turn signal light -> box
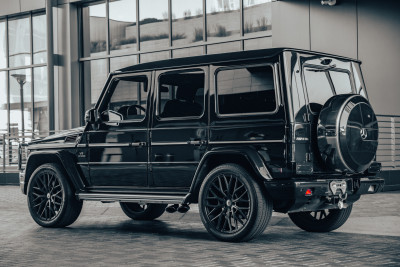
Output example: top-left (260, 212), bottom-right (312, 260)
top-left (305, 189), bottom-right (313, 196)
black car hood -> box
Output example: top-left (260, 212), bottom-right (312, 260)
top-left (29, 126), bottom-right (85, 146)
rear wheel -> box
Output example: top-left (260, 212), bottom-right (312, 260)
top-left (27, 163), bottom-right (83, 227)
top-left (288, 204), bottom-right (353, 232)
top-left (120, 203), bottom-right (167, 220)
top-left (199, 164), bottom-right (272, 242)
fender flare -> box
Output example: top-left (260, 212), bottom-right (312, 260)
top-left (23, 150), bottom-right (86, 194)
top-left (188, 147), bottom-right (273, 197)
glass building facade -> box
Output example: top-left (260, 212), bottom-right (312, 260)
top-left (80, 0), bottom-right (273, 113)
top-left (0, 13), bottom-right (48, 137)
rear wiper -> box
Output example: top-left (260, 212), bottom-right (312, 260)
top-left (309, 64), bottom-right (336, 72)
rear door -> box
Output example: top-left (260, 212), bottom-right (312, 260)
top-left (150, 67), bottom-right (208, 188)
top-left (209, 63), bottom-right (286, 170)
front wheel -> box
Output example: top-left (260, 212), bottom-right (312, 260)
top-left (27, 163), bottom-right (83, 227)
top-left (120, 203), bottom-right (167, 220)
top-left (288, 205), bottom-right (353, 232)
top-left (199, 164), bottom-right (273, 242)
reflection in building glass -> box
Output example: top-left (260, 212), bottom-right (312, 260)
top-left (139, 0), bottom-right (169, 50)
top-left (206, 0), bottom-right (240, 41)
top-left (0, 72), bottom-right (7, 130)
top-left (243, 0), bottom-right (272, 36)
top-left (109, 0), bottom-right (137, 54)
top-left (0, 22), bottom-right (6, 69)
top-left (33, 15), bottom-right (47, 64)
top-left (10, 69), bottom-right (32, 135)
top-left (34, 67), bottom-right (48, 134)
top-left (8, 18), bottom-right (31, 67)
top-left (172, 0), bottom-right (203, 45)
top-left (82, 3), bottom-right (107, 57)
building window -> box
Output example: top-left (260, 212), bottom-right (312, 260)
top-left (243, 0), bottom-right (272, 36)
top-left (0, 13), bottom-right (49, 137)
top-left (172, 0), bottom-right (204, 46)
top-left (206, 0), bottom-right (240, 42)
top-left (80, 0), bottom-right (274, 116)
top-left (139, 0), bottom-right (169, 51)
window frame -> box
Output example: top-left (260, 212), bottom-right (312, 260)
top-left (214, 63), bottom-right (279, 118)
top-left (155, 67), bottom-right (207, 121)
top-left (97, 72), bottom-right (151, 123)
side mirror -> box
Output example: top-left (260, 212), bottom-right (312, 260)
top-left (85, 108), bottom-right (98, 124)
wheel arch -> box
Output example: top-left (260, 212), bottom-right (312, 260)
top-left (22, 150), bottom-right (86, 194)
top-left (187, 148), bottom-right (273, 203)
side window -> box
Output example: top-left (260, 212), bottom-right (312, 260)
top-left (105, 75), bottom-right (148, 121)
top-left (216, 65), bottom-right (276, 115)
top-left (158, 70), bottom-right (205, 119)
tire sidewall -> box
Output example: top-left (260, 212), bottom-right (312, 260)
top-left (199, 164), bottom-right (261, 242)
top-left (27, 163), bottom-right (71, 227)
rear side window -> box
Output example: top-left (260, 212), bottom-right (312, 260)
top-left (216, 65), bottom-right (276, 115)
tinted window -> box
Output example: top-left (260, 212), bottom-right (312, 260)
top-left (329, 71), bottom-right (352, 95)
top-left (106, 76), bottom-right (148, 121)
top-left (158, 70), bottom-right (205, 118)
top-left (304, 70), bottom-right (333, 111)
top-left (216, 65), bottom-right (276, 115)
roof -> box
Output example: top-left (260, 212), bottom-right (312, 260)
top-left (115, 47), bottom-right (360, 74)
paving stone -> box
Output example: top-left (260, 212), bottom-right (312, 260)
top-left (0, 186), bottom-right (399, 266)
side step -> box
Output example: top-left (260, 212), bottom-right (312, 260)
top-left (77, 193), bottom-right (187, 205)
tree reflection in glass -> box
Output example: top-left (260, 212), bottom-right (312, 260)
top-left (82, 3), bottom-right (107, 57)
top-left (206, 0), bottom-right (240, 41)
top-left (109, 0), bottom-right (137, 55)
top-left (172, 0), bottom-right (203, 46)
top-left (243, 0), bottom-right (272, 36)
top-left (139, 0), bottom-right (169, 51)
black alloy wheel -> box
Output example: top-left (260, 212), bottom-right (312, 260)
top-left (199, 164), bottom-right (272, 242)
top-left (288, 204), bottom-right (353, 232)
top-left (120, 203), bottom-right (167, 220)
top-left (27, 163), bottom-right (83, 227)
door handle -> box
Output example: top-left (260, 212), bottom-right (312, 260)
top-left (131, 141), bottom-right (146, 147)
top-left (187, 140), bottom-right (207, 146)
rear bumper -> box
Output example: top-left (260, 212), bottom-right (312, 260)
top-left (264, 176), bottom-right (384, 213)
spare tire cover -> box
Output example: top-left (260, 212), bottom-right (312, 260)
top-left (317, 94), bottom-right (379, 173)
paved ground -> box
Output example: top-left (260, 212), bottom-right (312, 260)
top-left (0, 186), bottom-right (399, 266)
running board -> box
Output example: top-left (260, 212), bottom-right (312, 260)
top-left (77, 193), bottom-right (187, 205)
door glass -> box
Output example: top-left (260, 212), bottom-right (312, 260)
top-left (304, 70), bottom-right (333, 113)
top-left (157, 70), bottom-right (205, 119)
top-left (329, 71), bottom-right (352, 95)
top-left (216, 65), bottom-right (276, 115)
top-left (103, 76), bottom-right (148, 121)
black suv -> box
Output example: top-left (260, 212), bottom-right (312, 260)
top-left (20, 48), bottom-right (384, 242)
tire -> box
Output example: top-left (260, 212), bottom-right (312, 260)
top-left (198, 164), bottom-right (272, 242)
top-left (317, 95), bottom-right (378, 173)
top-left (27, 163), bottom-right (83, 227)
top-left (120, 203), bottom-right (167, 220)
top-left (288, 204), bottom-right (353, 232)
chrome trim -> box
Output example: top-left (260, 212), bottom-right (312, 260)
top-left (151, 142), bottom-right (189, 146)
top-left (89, 143), bottom-right (131, 148)
top-left (77, 144), bottom-right (87, 148)
top-left (77, 193), bottom-right (186, 204)
top-left (28, 144), bottom-right (76, 150)
top-left (208, 139), bottom-right (284, 145)
top-left (87, 162), bottom-right (147, 165)
top-left (152, 161), bottom-right (198, 164)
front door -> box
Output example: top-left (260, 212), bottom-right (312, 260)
top-left (88, 73), bottom-right (151, 187)
top-left (150, 68), bottom-right (208, 189)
